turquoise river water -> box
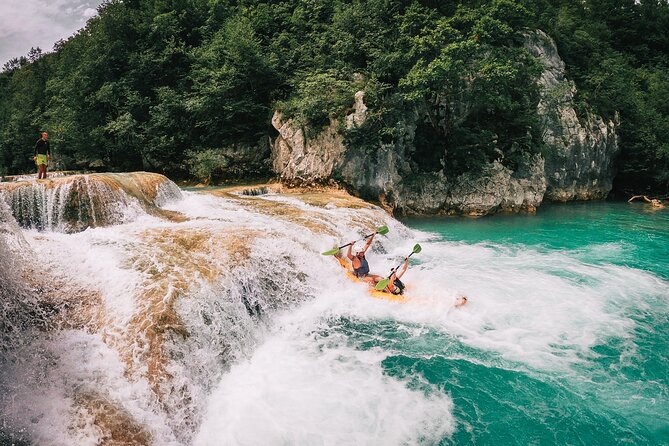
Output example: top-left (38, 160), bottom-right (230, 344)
top-left (395, 201), bottom-right (669, 445)
top-left (329, 201), bottom-right (668, 445)
top-left (5, 185), bottom-right (668, 445)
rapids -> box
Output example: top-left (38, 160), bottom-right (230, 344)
top-left (0, 173), bottom-right (667, 445)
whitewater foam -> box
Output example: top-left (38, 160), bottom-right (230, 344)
top-left (4, 184), bottom-right (668, 444)
top-left (0, 330), bottom-right (180, 446)
top-left (194, 292), bottom-right (456, 446)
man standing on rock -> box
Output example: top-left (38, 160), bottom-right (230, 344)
top-left (34, 131), bottom-right (51, 179)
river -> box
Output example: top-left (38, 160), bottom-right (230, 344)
top-left (1, 177), bottom-right (667, 445)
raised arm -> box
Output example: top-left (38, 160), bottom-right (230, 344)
top-left (361, 233), bottom-right (375, 254)
top-left (628, 195), bottom-right (652, 203)
top-left (395, 258), bottom-right (409, 280)
top-left (346, 241), bottom-right (355, 260)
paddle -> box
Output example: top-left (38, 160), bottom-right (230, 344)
top-left (321, 226), bottom-right (389, 255)
top-left (375, 244), bottom-right (422, 291)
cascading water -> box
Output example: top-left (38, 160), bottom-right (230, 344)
top-left (0, 172), bottom-right (182, 232)
top-left (0, 174), bottom-right (667, 445)
top-left (0, 200), bottom-right (53, 445)
top-left (0, 200), bottom-right (35, 352)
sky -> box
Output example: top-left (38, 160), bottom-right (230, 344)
top-left (0, 0), bottom-right (105, 67)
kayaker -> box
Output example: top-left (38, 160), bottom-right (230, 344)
top-left (346, 234), bottom-right (382, 284)
top-left (384, 257), bottom-right (409, 295)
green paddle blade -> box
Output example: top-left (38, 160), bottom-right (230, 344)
top-left (321, 247), bottom-right (341, 256)
top-left (375, 278), bottom-right (390, 291)
top-left (413, 243), bottom-right (422, 253)
top-left (376, 225), bottom-right (389, 235)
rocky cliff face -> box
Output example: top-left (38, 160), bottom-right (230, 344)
top-left (525, 30), bottom-right (619, 202)
top-left (271, 112), bottom-right (347, 185)
top-left (398, 157), bottom-right (547, 215)
top-left (271, 31), bottom-right (619, 215)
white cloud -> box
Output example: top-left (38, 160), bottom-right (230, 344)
top-left (82, 7), bottom-right (97, 18)
top-left (0, 0), bottom-right (105, 67)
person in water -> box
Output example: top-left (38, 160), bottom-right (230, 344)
top-left (628, 195), bottom-right (665, 208)
top-left (454, 296), bottom-right (468, 307)
top-left (34, 131), bottom-right (51, 179)
top-left (384, 257), bottom-right (409, 295)
top-left (347, 233), bottom-right (382, 284)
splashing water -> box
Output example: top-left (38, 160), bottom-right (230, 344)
top-left (1, 178), bottom-right (667, 445)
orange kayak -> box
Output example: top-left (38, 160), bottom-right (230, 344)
top-left (335, 256), bottom-right (407, 303)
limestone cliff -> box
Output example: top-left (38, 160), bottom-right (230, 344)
top-left (525, 30), bottom-right (619, 202)
top-left (271, 111), bottom-right (346, 185)
top-left (271, 31), bottom-right (619, 215)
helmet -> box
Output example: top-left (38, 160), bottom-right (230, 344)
top-left (353, 245), bottom-right (364, 255)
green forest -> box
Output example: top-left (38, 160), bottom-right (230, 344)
top-left (0, 0), bottom-right (667, 193)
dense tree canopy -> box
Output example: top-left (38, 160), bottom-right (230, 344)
top-left (0, 0), bottom-right (667, 192)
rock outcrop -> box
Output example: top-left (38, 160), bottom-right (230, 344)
top-left (525, 30), bottom-right (619, 201)
top-left (271, 112), bottom-right (347, 185)
top-left (271, 31), bottom-right (619, 215)
top-left (400, 156), bottom-right (546, 215)
top-left (272, 97), bottom-right (547, 216)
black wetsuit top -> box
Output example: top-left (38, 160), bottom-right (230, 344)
top-left (35, 139), bottom-right (50, 156)
top-left (354, 255), bottom-right (370, 277)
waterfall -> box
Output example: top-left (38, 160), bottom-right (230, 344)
top-left (0, 200), bottom-right (53, 445)
top-left (3, 178), bottom-right (666, 444)
top-left (1, 181), bottom-right (439, 445)
top-left (0, 172), bottom-right (183, 232)
top-left (0, 200), bottom-right (34, 353)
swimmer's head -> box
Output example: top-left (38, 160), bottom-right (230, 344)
top-left (454, 296), bottom-right (468, 307)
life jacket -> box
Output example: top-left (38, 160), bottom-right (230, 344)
top-left (391, 277), bottom-right (405, 295)
top-left (353, 255), bottom-right (370, 277)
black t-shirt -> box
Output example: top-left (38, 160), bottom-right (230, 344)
top-left (35, 139), bottom-right (50, 155)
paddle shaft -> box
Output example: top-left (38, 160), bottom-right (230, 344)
top-left (336, 231), bottom-right (377, 251)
